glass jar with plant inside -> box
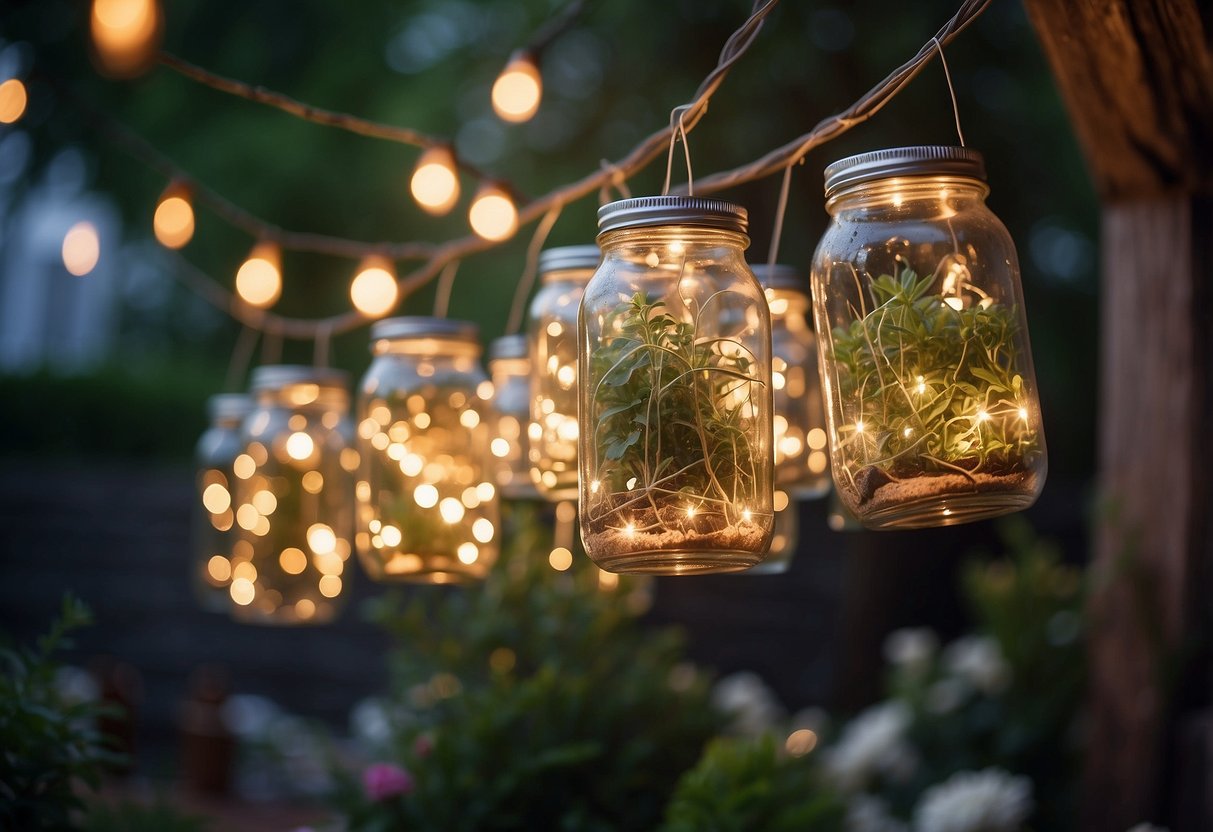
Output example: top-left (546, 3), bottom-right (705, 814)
top-left (579, 196), bottom-right (774, 575)
top-left (356, 318), bottom-right (499, 583)
top-left (811, 146), bottom-right (1046, 529)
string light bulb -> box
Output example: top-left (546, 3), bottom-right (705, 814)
top-left (62, 221), bottom-right (101, 277)
top-left (235, 241), bottom-right (282, 308)
top-left (153, 183), bottom-right (195, 249)
top-left (468, 184), bottom-right (518, 241)
top-left (89, 0), bottom-right (162, 78)
top-left (410, 146), bottom-right (460, 216)
top-left (491, 50), bottom-right (542, 123)
top-left (350, 256), bottom-right (398, 318)
top-left (0, 78), bottom-right (27, 124)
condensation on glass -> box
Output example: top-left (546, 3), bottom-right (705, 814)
top-left (579, 196), bottom-right (774, 575)
top-left (231, 367), bottom-right (356, 625)
top-left (811, 146), bottom-right (1047, 529)
top-left (526, 245), bottom-right (600, 501)
top-left (193, 393), bottom-right (253, 611)
top-left (357, 318), bottom-right (499, 583)
top-left (753, 264), bottom-right (831, 500)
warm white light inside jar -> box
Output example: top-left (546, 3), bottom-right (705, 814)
top-left (230, 368), bottom-right (355, 625)
top-left (356, 318), bottom-right (499, 583)
top-left (488, 335), bottom-right (539, 500)
top-left (812, 147), bottom-right (1046, 529)
top-left (579, 198), bottom-right (774, 575)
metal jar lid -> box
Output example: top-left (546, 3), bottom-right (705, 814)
top-left (597, 196), bottom-right (748, 236)
top-left (489, 334), bottom-right (529, 362)
top-left (823, 146), bottom-right (986, 199)
top-left (370, 316), bottom-right (479, 344)
top-left (250, 365), bottom-right (350, 393)
top-left (750, 263), bottom-right (807, 292)
top-left (207, 393), bottom-right (254, 422)
top-left (538, 245), bottom-right (601, 276)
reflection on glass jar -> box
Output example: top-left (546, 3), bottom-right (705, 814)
top-left (579, 196), bottom-right (774, 575)
top-left (488, 335), bottom-right (539, 500)
top-left (745, 490), bottom-right (798, 575)
top-left (526, 245), bottom-right (599, 501)
top-left (231, 367), bottom-right (355, 625)
top-left (812, 147), bottom-right (1046, 529)
top-left (357, 318), bottom-right (499, 583)
top-left (193, 394), bottom-right (253, 611)
top-left (752, 264), bottom-right (830, 500)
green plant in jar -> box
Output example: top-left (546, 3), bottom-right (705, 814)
top-left (830, 266), bottom-right (1041, 515)
top-left (584, 292), bottom-right (767, 564)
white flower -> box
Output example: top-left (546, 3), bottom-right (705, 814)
top-left (823, 701), bottom-right (917, 792)
top-left (943, 636), bottom-right (1011, 695)
top-left (847, 795), bottom-right (909, 832)
top-left (925, 677), bottom-right (970, 715)
top-left (710, 671), bottom-right (785, 737)
top-left (913, 768), bottom-right (1032, 832)
top-left (883, 628), bottom-right (940, 675)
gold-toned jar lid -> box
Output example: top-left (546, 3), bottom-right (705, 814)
top-left (370, 316), bottom-right (479, 343)
top-left (597, 195), bottom-right (748, 236)
top-left (250, 365), bottom-right (349, 393)
top-left (824, 146), bottom-right (985, 199)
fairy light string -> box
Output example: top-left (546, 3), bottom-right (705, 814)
top-left (82, 0), bottom-right (990, 340)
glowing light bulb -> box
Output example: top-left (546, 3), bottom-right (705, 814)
top-left (350, 256), bottom-right (398, 318)
top-left (1018, 407), bottom-right (1029, 421)
top-left (90, 0), bottom-right (161, 78)
top-left (62, 222), bottom-right (100, 276)
top-left (410, 146), bottom-right (460, 215)
top-left (548, 547), bottom-right (573, 571)
top-left (285, 431), bottom-right (314, 461)
top-left (468, 184), bottom-right (518, 241)
top-left (235, 242), bottom-right (282, 308)
top-left (0, 78), bottom-right (28, 124)
top-left (854, 420), bottom-right (865, 434)
top-left (685, 506), bottom-right (697, 519)
top-left (153, 185), bottom-right (194, 249)
top-left (977, 410), bottom-right (991, 422)
top-left (491, 50), bottom-right (541, 123)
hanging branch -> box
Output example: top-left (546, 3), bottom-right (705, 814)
top-left (113, 0), bottom-right (989, 338)
top-left (158, 53), bottom-right (513, 197)
top-left (684, 0), bottom-right (991, 196)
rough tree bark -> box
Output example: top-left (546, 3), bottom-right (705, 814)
top-left (1022, 1), bottom-right (1213, 829)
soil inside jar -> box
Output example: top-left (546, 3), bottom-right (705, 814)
top-left (583, 490), bottom-right (771, 571)
top-left (843, 465), bottom-right (1038, 518)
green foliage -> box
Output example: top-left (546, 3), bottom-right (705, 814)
top-left (830, 268), bottom-right (1039, 482)
top-left (587, 293), bottom-right (761, 530)
top-left (871, 519), bottom-right (1085, 828)
top-left (659, 736), bottom-right (845, 832)
top-left (0, 597), bottom-right (120, 831)
top-left (77, 799), bottom-right (210, 832)
top-left (334, 502), bottom-right (725, 832)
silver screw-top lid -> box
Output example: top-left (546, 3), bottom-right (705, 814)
top-left (250, 365), bottom-right (350, 393)
top-left (538, 245), bottom-right (601, 277)
top-left (824, 146), bottom-right (986, 198)
top-left (489, 334), bottom-right (529, 362)
top-left (597, 196), bottom-right (748, 236)
top-left (207, 393), bottom-right (254, 423)
top-left (750, 263), bottom-right (807, 292)
top-left (370, 316), bottom-right (479, 344)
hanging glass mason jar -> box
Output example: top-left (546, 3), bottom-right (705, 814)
top-left (579, 196), bottom-right (774, 574)
top-left (526, 245), bottom-right (600, 501)
top-left (356, 317), bottom-right (499, 583)
top-left (811, 147), bottom-right (1047, 529)
top-left (487, 335), bottom-right (539, 500)
top-left (746, 490), bottom-right (798, 575)
top-left (193, 393), bottom-right (253, 611)
top-left (752, 263), bottom-right (831, 500)
top-left (231, 366), bottom-right (356, 625)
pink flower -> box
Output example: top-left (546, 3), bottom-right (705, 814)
top-left (413, 734), bottom-right (434, 759)
top-left (362, 762), bottom-right (414, 801)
